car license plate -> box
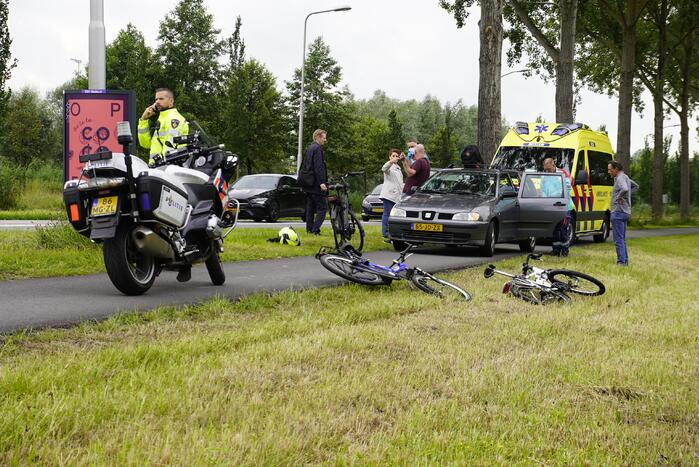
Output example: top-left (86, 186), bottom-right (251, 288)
top-left (91, 196), bottom-right (118, 217)
top-left (411, 223), bottom-right (443, 232)
top-left (372, 208), bottom-right (383, 213)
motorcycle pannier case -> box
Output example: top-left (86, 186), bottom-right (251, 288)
top-left (136, 176), bottom-right (189, 228)
top-left (63, 183), bottom-right (90, 235)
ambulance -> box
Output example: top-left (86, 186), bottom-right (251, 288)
top-left (490, 122), bottom-right (614, 242)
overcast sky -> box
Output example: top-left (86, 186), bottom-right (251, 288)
top-left (7, 0), bottom-right (697, 155)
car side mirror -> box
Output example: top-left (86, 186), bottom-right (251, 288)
top-left (574, 170), bottom-right (588, 186)
top-left (280, 184), bottom-right (291, 191)
top-left (499, 189), bottom-right (517, 200)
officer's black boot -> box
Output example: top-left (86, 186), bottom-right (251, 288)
top-left (177, 265), bottom-right (192, 282)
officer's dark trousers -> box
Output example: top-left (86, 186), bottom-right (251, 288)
top-left (305, 192), bottom-right (327, 233)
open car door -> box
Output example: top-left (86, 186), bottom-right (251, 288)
top-left (517, 172), bottom-right (568, 239)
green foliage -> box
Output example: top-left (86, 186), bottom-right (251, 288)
top-left (286, 37), bottom-right (355, 173)
top-left (218, 59), bottom-right (288, 174)
top-left (106, 24), bottom-right (158, 119)
top-left (0, 158), bottom-right (24, 209)
top-left (156, 0), bottom-right (223, 125)
top-left (0, 88), bottom-right (46, 165)
top-left (0, 0), bottom-right (16, 121)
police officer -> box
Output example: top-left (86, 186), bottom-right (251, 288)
top-left (138, 88), bottom-right (189, 165)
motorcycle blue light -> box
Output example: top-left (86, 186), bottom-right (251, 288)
top-left (140, 192), bottom-right (151, 211)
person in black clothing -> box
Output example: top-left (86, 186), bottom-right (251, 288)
top-left (460, 145), bottom-right (485, 168)
top-left (303, 129), bottom-right (328, 234)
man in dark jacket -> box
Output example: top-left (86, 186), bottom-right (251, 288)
top-left (303, 129), bottom-right (328, 234)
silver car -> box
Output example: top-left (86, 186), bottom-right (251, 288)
top-left (388, 169), bottom-right (569, 256)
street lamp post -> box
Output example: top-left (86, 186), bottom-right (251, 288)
top-left (296, 6), bottom-right (351, 173)
top-left (501, 69), bottom-right (530, 78)
top-left (70, 58), bottom-right (83, 76)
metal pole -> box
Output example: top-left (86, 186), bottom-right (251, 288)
top-left (296, 14), bottom-right (310, 174)
top-left (295, 6), bottom-right (352, 174)
top-left (88, 0), bottom-right (106, 89)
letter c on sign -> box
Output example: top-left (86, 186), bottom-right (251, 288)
top-left (81, 126), bottom-right (93, 141)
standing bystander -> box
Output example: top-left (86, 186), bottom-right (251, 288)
top-left (379, 149), bottom-right (405, 242)
top-left (401, 144), bottom-right (431, 196)
top-left (302, 129), bottom-right (328, 235)
top-left (608, 160), bottom-right (638, 266)
top-left (543, 157), bottom-right (574, 256)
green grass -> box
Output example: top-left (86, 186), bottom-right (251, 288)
top-left (0, 222), bottom-right (387, 280)
top-left (0, 234), bottom-right (697, 464)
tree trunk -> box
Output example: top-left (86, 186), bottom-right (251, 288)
top-left (556, 0), bottom-right (577, 123)
top-left (616, 23), bottom-right (636, 171)
top-left (478, 0), bottom-right (504, 164)
top-left (650, 0), bottom-right (667, 220)
top-left (679, 105), bottom-right (690, 221)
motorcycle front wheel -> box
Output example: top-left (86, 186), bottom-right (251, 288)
top-left (205, 247), bottom-right (226, 285)
top-left (103, 222), bottom-right (156, 295)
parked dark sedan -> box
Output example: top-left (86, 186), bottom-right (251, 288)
top-left (360, 184), bottom-right (384, 221)
top-left (388, 169), bottom-right (570, 256)
top-left (228, 174), bottom-right (306, 222)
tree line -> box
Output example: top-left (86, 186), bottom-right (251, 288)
top-left (440, 0), bottom-right (698, 220)
top-left (0, 0), bottom-right (696, 217)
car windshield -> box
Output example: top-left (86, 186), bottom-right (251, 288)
top-left (371, 184), bottom-right (383, 195)
top-left (491, 146), bottom-right (574, 173)
top-left (420, 172), bottom-right (497, 195)
top-left (232, 176), bottom-right (279, 190)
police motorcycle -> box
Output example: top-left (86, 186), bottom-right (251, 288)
top-left (63, 121), bottom-right (240, 295)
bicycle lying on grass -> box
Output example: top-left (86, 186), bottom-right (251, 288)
top-left (483, 253), bottom-right (605, 304)
top-left (316, 244), bottom-right (472, 301)
top-left (327, 172), bottom-right (365, 251)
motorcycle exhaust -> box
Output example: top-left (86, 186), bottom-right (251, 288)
top-left (131, 226), bottom-right (175, 259)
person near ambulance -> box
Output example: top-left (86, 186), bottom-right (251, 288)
top-left (138, 88), bottom-right (189, 165)
top-left (542, 157), bottom-right (574, 256)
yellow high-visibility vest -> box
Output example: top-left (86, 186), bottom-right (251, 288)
top-left (137, 107), bottom-right (189, 163)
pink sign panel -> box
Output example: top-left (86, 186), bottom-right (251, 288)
top-left (63, 90), bottom-right (135, 182)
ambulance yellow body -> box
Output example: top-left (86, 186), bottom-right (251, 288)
top-left (490, 122), bottom-right (614, 241)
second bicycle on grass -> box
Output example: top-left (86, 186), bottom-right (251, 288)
top-left (316, 244), bottom-right (472, 301)
top-left (327, 172), bottom-right (365, 251)
top-left (483, 253), bottom-right (605, 304)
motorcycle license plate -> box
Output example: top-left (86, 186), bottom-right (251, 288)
top-left (411, 223), bottom-right (443, 232)
top-left (91, 196), bottom-right (118, 217)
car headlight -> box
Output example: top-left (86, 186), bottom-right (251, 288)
top-left (452, 212), bottom-right (481, 221)
top-left (250, 197), bottom-right (268, 204)
top-left (390, 207), bottom-right (407, 218)
top-left (362, 200), bottom-right (371, 208)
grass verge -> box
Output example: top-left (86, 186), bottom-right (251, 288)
top-left (0, 234), bottom-right (697, 464)
top-left (0, 222), bottom-right (388, 280)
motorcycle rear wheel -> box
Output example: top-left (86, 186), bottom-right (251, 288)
top-left (103, 222), bottom-right (156, 295)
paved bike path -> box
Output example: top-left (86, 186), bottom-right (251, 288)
top-left (1, 227), bottom-right (697, 333)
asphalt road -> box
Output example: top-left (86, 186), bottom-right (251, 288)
top-left (1, 227), bottom-right (697, 333)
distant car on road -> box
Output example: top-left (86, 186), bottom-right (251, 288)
top-left (228, 174), bottom-right (306, 222)
top-left (388, 168), bottom-right (569, 256)
top-left (360, 184), bottom-right (384, 221)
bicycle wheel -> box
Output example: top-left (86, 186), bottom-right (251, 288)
top-left (547, 269), bottom-right (605, 296)
top-left (330, 204), bottom-right (345, 250)
top-left (319, 254), bottom-right (391, 286)
top-left (410, 271), bottom-right (472, 301)
top-left (346, 211), bottom-right (365, 251)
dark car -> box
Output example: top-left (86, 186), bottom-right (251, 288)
top-left (360, 184), bottom-right (384, 221)
top-left (228, 174), bottom-right (306, 222)
top-left (388, 169), bottom-right (570, 256)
